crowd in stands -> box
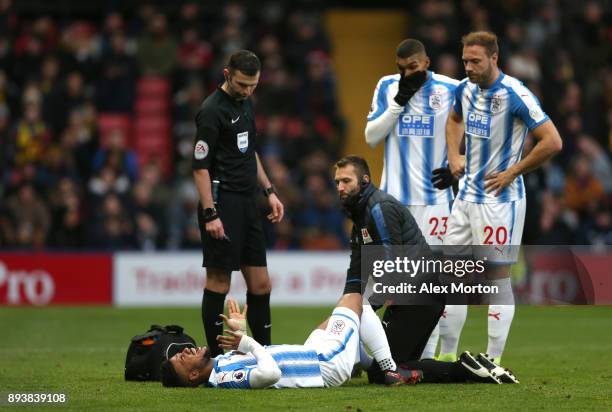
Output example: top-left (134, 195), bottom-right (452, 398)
top-left (0, 0), bottom-right (609, 251)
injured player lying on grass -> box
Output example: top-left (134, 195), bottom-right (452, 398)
top-left (161, 297), bottom-right (517, 389)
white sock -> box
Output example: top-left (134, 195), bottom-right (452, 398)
top-left (360, 305), bottom-right (396, 371)
top-left (421, 322), bottom-right (440, 359)
top-left (487, 278), bottom-right (515, 359)
top-left (358, 342), bottom-right (373, 369)
top-left (439, 305), bottom-right (467, 356)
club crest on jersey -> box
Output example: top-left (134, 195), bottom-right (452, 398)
top-left (194, 140), bottom-right (209, 160)
top-left (237, 131), bottom-right (249, 153)
top-left (330, 319), bottom-right (345, 335)
top-left (490, 94), bottom-right (503, 114)
top-left (429, 93), bottom-right (442, 110)
top-left (361, 228), bottom-right (373, 244)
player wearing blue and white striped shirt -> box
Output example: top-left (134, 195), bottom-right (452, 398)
top-left (160, 296), bottom-right (422, 389)
top-left (441, 31), bottom-right (562, 365)
top-left (366, 39), bottom-right (459, 246)
top-left (365, 39), bottom-right (459, 361)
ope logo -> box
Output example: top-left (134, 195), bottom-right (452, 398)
top-left (401, 115), bottom-right (431, 124)
top-left (468, 112), bottom-right (489, 125)
top-left (0, 262), bottom-right (55, 305)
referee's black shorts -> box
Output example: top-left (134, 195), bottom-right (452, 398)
top-left (198, 191), bottom-right (267, 271)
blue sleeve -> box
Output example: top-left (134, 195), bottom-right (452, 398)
top-left (453, 82), bottom-right (465, 115)
top-left (508, 88), bottom-right (549, 131)
top-left (367, 78), bottom-right (392, 121)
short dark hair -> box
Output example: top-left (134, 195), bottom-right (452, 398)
top-left (160, 359), bottom-right (187, 387)
top-left (461, 31), bottom-right (499, 56)
top-left (335, 155), bottom-right (371, 180)
top-left (396, 39), bottom-right (426, 58)
top-left (227, 50), bottom-right (261, 76)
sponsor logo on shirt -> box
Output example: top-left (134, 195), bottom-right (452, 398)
top-left (398, 114), bottom-right (435, 138)
top-left (466, 111), bottom-right (492, 138)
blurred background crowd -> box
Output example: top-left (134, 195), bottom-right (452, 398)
top-left (0, 0), bottom-right (609, 251)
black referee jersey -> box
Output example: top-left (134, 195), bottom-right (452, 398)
top-left (192, 86), bottom-right (258, 194)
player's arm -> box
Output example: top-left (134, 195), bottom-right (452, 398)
top-left (365, 79), bottom-right (404, 148)
top-left (371, 202), bottom-right (404, 245)
top-left (445, 107), bottom-right (466, 179)
top-left (255, 152), bottom-right (284, 223)
top-left (218, 332), bottom-right (281, 389)
top-left (485, 120), bottom-right (562, 196)
top-left (508, 120), bottom-right (562, 175)
top-left (365, 72), bottom-right (427, 148)
top-left (192, 109), bottom-right (224, 239)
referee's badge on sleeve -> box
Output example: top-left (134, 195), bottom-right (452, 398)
top-left (194, 140), bottom-right (209, 159)
top-left (237, 131), bottom-right (249, 153)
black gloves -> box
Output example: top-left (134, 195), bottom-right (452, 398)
top-left (431, 167), bottom-right (457, 190)
top-left (394, 70), bottom-right (427, 106)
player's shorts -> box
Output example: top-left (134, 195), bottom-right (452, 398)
top-left (198, 190), bottom-right (267, 271)
top-left (408, 203), bottom-right (453, 246)
top-left (443, 197), bottom-right (526, 264)
top-left (303, 307), bottom-right (360, 387)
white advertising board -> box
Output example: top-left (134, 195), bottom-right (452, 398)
top-left (114, 252), bottom-right (349, 306)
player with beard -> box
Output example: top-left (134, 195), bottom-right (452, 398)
top-left (439, 31), bottom-right (562, 364)
top-left (334, 155), bottom-right (518, 384)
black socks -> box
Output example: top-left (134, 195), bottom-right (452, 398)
top-left (246, 292), bottom-right (271, 345)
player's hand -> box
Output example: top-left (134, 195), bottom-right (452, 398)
top-left (431, 167), bottom-right (457, 190)
top-left (217, 330), bottom-right (243, 350)
top-left (394, 70), bottom-right (427, 106)
top-left (484, 168), bottom-right (519, 196)
top-left (205, 218), bottom-right (225, 240)
top-left (219, 297), bottom-right (248, 333)
top-left (267, 193), bottom-right (284, 224)
top-left (448, 155), bottom-right (466, 179)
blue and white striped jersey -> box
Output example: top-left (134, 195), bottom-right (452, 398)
top-left (453, 72), bottom-right (549, 204)
top-left (366, 71), bottom-right (458, 206)
top-left (207, 345), bottom-right (324, 389)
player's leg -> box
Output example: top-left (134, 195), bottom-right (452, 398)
top-left (410, 202), bottom-right (452, 359)
top-left (241, 194), bottom-right (273, 345)
top-left (476, 198), bottom-right (525, 364)
top-left (438, 199), bottom-right (471, 361)
top-left (359, 304), bottom-right (397, 372)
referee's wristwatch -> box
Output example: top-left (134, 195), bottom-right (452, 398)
top-left (263, 185), bottom-right (277, 197)
top-left (203, 207), bottom-right (219, 223)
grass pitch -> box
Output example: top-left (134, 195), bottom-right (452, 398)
top-left (2, 305), bottom-right (611, 411)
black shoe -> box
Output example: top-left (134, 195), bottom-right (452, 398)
top-left (351, 364), bottom-right (363, 379)
top-left (459, 351), bottom-right (501, 384)
top-left (476, 353), bottom-right (519, 384)
top-left (366, 363), bottom-right (385, 384)
top-left (384, 368), bottom-right (423, 386)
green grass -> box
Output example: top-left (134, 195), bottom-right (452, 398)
top-left (1, 306), bottom-right (612, 411)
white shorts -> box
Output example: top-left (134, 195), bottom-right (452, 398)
top-left (443, 198), bottom-right (526, 264)
top-left (408, 203), bottom-right (453, 246)
top-left (303, 307), bottom-right (360, 387)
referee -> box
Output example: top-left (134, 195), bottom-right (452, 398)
top-left (192, 50), bottom-right (284, 357)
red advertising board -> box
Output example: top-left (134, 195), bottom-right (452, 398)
top-left (523, 250), bottom-right (612, 304)
top-left (0, 254), bottom-right (112, 306)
